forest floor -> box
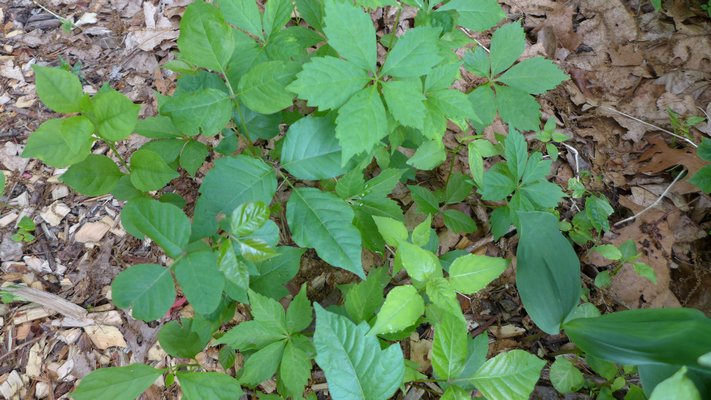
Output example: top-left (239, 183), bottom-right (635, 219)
top-left (1, 0), bottom-right (710, 399)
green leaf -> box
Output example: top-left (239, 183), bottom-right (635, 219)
top-left (227, 202), bottom-right (270, 237)
top-left (240, 340), bottom-right (286, 387)
top-left (437, 0), bottom-right (505, 32)
top-left (289, 57), bottom-right (368, 111)
top-left (215, 0), bottom-right (262, 39)
top-left (336, 86), bottom-right (388, 164)
top-left (32, 65), bottom-right (84, 113)
top-left (369, 285), bottom-right (424, 336)
top-left (425, 62), bottom-right (461, 92)
top-left (295, 0), bottom-right (324, 31)
top-left (61, 155), bottom-right (122, 196)
top-left (161, 88), bottom-right (232, 136)
top-left (279, 340), bottom-right (313, 398)
top-left (239, 61), bottom-right (298, 115)
top-left (159, 319), bottom-right (209, 359)
top-left (408, 185), bottom-right (440, 215)
top-left (443, 209), bottom-right (478, 234)
top-left (398, 242), bottom-right (442, 284)
top-left (471, 350), bottom-right (546, 400)
top-left (428, 89), bottom-right (479, 124)
top-left (495, 85), bottom-right (540, 131)
top-left (286, 188), bottom-right (364, 278)
top-left (455, 333), bottom-right (488, 389)
top-left (313, 304), bottom-right (405, 400)
top-left (448, 254), bottom-right (507, 294)
top-left (174, 251), bottom-right (225, 315)
top-left (178, 2), bottom-right (234, 71)
top-left (382, 79), bottom-right (426, 130)
top-left (489, 23), bottom-right (525, 76)
top-left (519, 181), bottom-right (565, 209)
top-left (178, 372), bottom-right (244, 400)
top-left (432, 312), bottom-right (468, 380)
top-left (263, 0), bottom-right (293, 39)
top-left (468, 85), bottom-right (497, 130)
top-left (251, 247), bottom-right (305, 300)
top-left (0, 173), bottom-right (5, 195)
top-left (135, 116), bottom-right (182, 139)
top-left (218, 241), bottom-right (249, 302)
top-left (481, 163), bottom-right (516, 201)
top-left (216, 319), bottom-right (286, 352)
top-left (407, 139), bottom-right (447, 170)
top-left (550, 357), bottom-right (585, 394)
top-left (140, 139), bottom-right (184, 164)
top-left (381, 27), bottom-right (442, 77)
top-left (497, 57), bottom-right (569, 94)
top-left (83, 88), bottom-right (140, 141)
top-left (464, 46), bottom-right (490, 78)
top-left (633, 262), bottom-right (657, 284)
top-left (111, 264), bottom-right (175, 321)
top-left (121, 199), bottom-right (190, 258)
top-left (129, 149), bottom-right (179, 192)
top-left (71, 364), bottom-right (164, 400)
top-left (281, 116), bottom-right (345, 180)
top-left (372, 216), bottom-right (408, 248)
top-left (563, 308), bottom-right (711, 368)
top-left (23, 117), bottom-right (94, 168)
top-left (445, 172), bottom-right (474, 204)
top-left (412, 215), bottom-right (432, 247)
top-left (585, 194), bottom-right (614, 232)
top-left (180, 140), bottom-right (209, 177)
top-left (505, 129), bottom-right (527, 181)
top-left (286, 284), bottom-right (313, 333)
top-left (650, 367), bottom-right (701, 400)
top-left (516, 211), bottom-right (581, 334)
top-left (592, 244), bottom-right (623, 261)
top-left (364, 168), bottom-right (406, 198)
top-left (192, 155), bottom-right (277, 239)
top-left (651, 0), bottom-right (662, 10)
top-left (337, 168), bottom-right (366, 199)
top-left (689, 165), bottom-right (711, 193)
top-left (323, 0), bottom-right (377, 72)
top-left (697, 138), bottom-right (711, 162)
top-left (343, 267), bottom-right (389, 323)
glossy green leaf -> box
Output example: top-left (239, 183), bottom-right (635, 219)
top-left (287, 187), bottom-right (364, 278)
top-left (227, 202), bottom-right (269, 237)
top-left (178, 372), bottom-right (244, 400)
top-left (32, 65), bottom-right (84, 113)
top-left (71, 364), bottom-right (164, 400)
top-left (448, 254), bottom-right (507, 294)
top-left (471, 350), bottom-right (545, 400)
top-left (111, 264), bottom-right (175, 321)
top-left (369, 285), bottom-right (424, 336)
top-left (288, 56), bottom-right (369, 111)
top-left (23, 117), bottom-right (94, 168)
top-left (178, 2), bottom-right (234, 71)
top-left (336, 86), bottom-right (388, 164)
top-left (432, 312), bottom-right (467, 380)
top-left (323, 0), bottom-right (377, 72)
top-left (550, 357), bottom-right (585, 394)
top-left (281, 116), bottom-right (345, 180)
top-left (61, 155), bottom-right (123, 196)
top-left (218, 240), bottom-right (249, 299)
top-left (161, 88), bottom-right (232, 136)
top-left (381, 27), bottom-right (442, 78)
top-left (121, 199), bottom-right (190, 258)
top-left (437, 0), bottom-right (505, 32)
top-left (174, 251), bottom-right (225, 314)
top-left (239, 61), bottom-right (298, 114)
top-left (83, 89), bottom-right (140, 141)
top-left (313, 304), bottom-right (404, 400)
top-left (129, 149), bottom-right (179, 192)
top-left (398, 241), bottom-right (441, 284)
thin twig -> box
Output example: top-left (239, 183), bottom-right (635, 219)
top-left (561, 142), bottom-right (581, 177)
top-left (458, 27), bottom-right (490, 53)
top-left (601, 106), bottom-right (698, 148)
top-left (613, 169), bottom-right (686, 227)
top-left (32, 0), bottom-right (66, 22)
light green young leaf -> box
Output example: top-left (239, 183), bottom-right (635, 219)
top-left (288, 56), bottom-right (369, 111)
top-left (432, 312), bottom-right (468, 380)
top-left (71, 364), bottom-right (164, 400)
top-left (336, 86), bottom-right (388, 164)
top-left (161, 88), bottom-right (232, 136)
top-left (279, 340), bottom-right (313, 398)
top-left (218, 240), bottom-right (249, 298)
top-left (239, 340), bottom-right (286, 387)
top-left (519, 181), bottom-right (565, 209)
top-left (363, 168), bottom-right (406, 198)
top-left (549, 357), bottom-right (585, 394)
top-left (286, 284), bottom-right (313, 333)
top-left (437, 0), bottom-right (505, 32)
top-left (286, 188), bottom-right (364, 278)
top-left (449, 254), bottom-right (507, 294)
top-left (480, 163), bottom-right (516, 201)
top-left (369, 285), bottom-right (425, 336)
top-left (178, 372), bottom-right (244, 400)
top-left (111, 264), bottom-right (175, 321)
top-left (425, 62), bottom-right (461, 92)
top-left (428, 88), bottom-right (480, 124)
top-left (649, 367), bottom-right (700, 400)
top-left (372, 216), bottom-right (408, 248)
top-left (407, 139), bottom-right (447, 170)
top-left (489, 23), bottom-right (525, 76)
top-left (32, 65), bottom-right (84, 113)
top-left (412, 215), bottom-right (432, 247)
top-left (281, 116), bottom-right (345, 180)
top-left (471, 350), bottom-right (545, 400)
top-left (323, 0), bottom-right (377, 72)
top-left (227, 202), bottom-right (269, 237)
top-left (180, 140), bottom-right (209, 177)
top-left (215, 0), bottom-right (262, 39)
top-left (215, 320), bottom-right (286, 352)
top-left (174, 251), bottom-right (225, 315)
top-left (121, 199), bottom-right (190, 258)
top-left (238, 61), bottom-right (299, 115)
top-left (295, 0), bottom-right (324, 32)
top-left (381, 27), bottom-right (442, 78)
top-left (592, 244), bottom-right (623, 261)
top-left (61, 155), bottom-right (123, 196)
top-left (633, 262), bottom-right (657, 284)
top-left (494, 85), bottom-right (541, 131)
top-left (23, 117), bottom-right (94, 168)
top-left (443, 209), bottom-right (478, 234)
top-left (497, 57), bottom-right (569, 94)
top-left (83, 89), bottom-right (139, 142)
top-left (382, 79), bottom-right (426, 130)
top-left (398, 241), bottom-right (442, 284)
top-left (177, 2), bottom-right (234, 71)
top-left (313, 304), bottom-right (404, 400)
top-left (129, 149), bottom-right (179, 192)
top-left (263, 0), bottom-right (293, 39)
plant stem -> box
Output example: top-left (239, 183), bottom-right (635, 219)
top-left (108, 141), bottom-right (131, 172)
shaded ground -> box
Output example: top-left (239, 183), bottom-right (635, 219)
top-left (1, 0), bottom-right (710, 398)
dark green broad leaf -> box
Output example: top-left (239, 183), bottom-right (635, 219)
top-left (140, 139), bottom-right (184, 164)
top-left (251, 247), bottom-right (305, 300)
top-left (442, 209), bottom-right (477, 234)
top-left (134, 116), bottom-right (182, 139)
top-left (494, 85), bottom-right (541, 132)
top-left (381, 27), bottom-right (442, 78)
top-left (437, 0), bottom-right (505, 32)
top-left (235, 103), bottom-right (282, 141)
top-left (323, 0), bottom-right (377, 72)
top-left (177, 1), bottom-right (234, 72)
top-left (263, 0), bottom-right (295, 40)
top-left (286, 187), bottom-right (364, 278)
top-left (177, 372), bottom-right (244, 400)
top-left (281, 116), bottom-right (345, 180)
top-left (71, 364), bottom-right (164, 400)
top-left (61, 155), bottom-right (123, 196)
top-left (516, 211), bottom-right (581, 334)
top-left (288, 56), bottom-right (369, 111)
top-left (336, 86), bottom-right (388, 164)
top-left (82, 88), bottom-right (140, 141)
top-left (121, 198), bottom-right (191, 258)
top-left (192, 155), bottom-right (277, 239)
top-left (161, 88), bottom-right (233, 136)
top-left (112, 264), bottom-right (175, 321)
top-left (238, 61), bottom-right (299, 115)
top-left (239, 340), bottom-right (286, 387)
top-left (23, 116), bottom-right (94, 168)
top-left (180, 140), bottom-right (209, 177)
top-left (129, 149), bottom-right (179, 192)
top-left (408, 185), bottom-right (440, 215)
top-left (343, 267), bottom-right (389, 323)
top-left (32, 65), bottom-right (84, 113)
top-left (286, 284), bottom-right (313, 333)
top-left (174, 251), bottom-right (225, 315)
top-left (313, 304), bottom-right (404, 400)
top-left (279, 339), bottom-right (313, 398)
top-left (564, 308), bottom-right (711, 369)
top-left (159, 318), bottom-right (210, 359)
